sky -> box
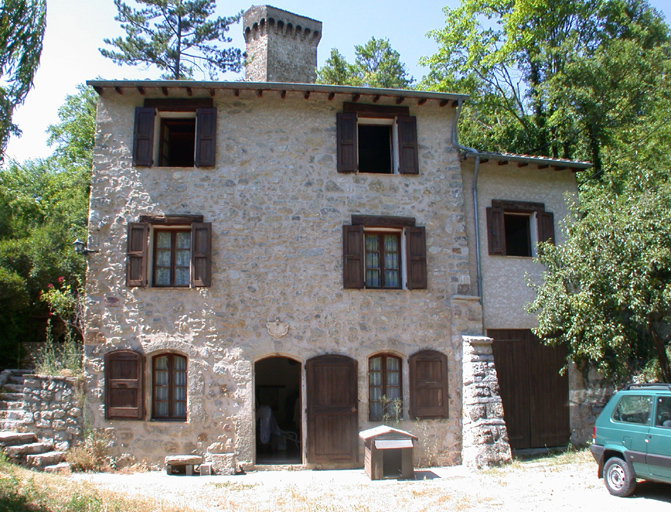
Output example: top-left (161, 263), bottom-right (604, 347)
top-left (5, 0), bottom-right (671, 163)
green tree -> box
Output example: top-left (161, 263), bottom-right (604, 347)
top-left (421, 0), bottom-right (670, 176)
top-left (0, 0), bottom-right (46, 155)
top-left (100, 0), bottom-right (242, 80)
top-left (528, 184), bottom-right (671, 384)
top-left (0, 86), bottom-right (94, 368)
top-left (317, 37), bottom-right (414, 89)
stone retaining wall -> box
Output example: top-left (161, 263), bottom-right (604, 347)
top-left (22, 375), bottom-right (85, 451)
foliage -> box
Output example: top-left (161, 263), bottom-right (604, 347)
top-left (101, 0), bottom-right (242, 80)
top-left (421, 0), bottom-right (671, 176)
top-left (34, 320), bottom-right (82, 377)
top-left (68, 429), bottom-right (114, 473)
top-left (317, 37), bottom-right (414, 89)
top-left (0, 0), bottom-right (46, 156)
top-left (528, 184), bottom-right (671, 384)
top-left (0, 85), bottom-right (93, 369)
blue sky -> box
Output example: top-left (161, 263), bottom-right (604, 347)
top-left (5, 0), bottom-right (670, 163)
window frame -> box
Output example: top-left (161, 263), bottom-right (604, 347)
top-left (364, 229), bottom-right (403, 289)
top-left (132, 98), bottom-right (216, 168)
top-left (343, 215), bottom-right (427, 290)
top-left (152, 353), bottom-right (188, 421)
top-left (126, 215), bottom-right (212, 288)
top-left (152, 227), bottom-right (192, 288)
top-left (369, 353), bottom-right (403, 421)
top-left (486, 200), bottom-right (555, 257)
top-left (336, 103), bottom-right (418, 175)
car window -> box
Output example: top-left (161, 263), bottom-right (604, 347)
top-left (655, 396), bottom-right (671, 428)
top-left (612, 395), bottom-right (653, 425)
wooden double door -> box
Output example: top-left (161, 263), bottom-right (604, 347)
top-left (306, 355), bottom-right (359, 466)
top-left (489, 329), bottom-right (570, 450)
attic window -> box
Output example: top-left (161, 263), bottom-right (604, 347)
top-left (159, 114), bottom-right (196, 167)
top-left (337, 103), bottom-right (419, 175)
top-left (132, 99), bottom-right (216, 168)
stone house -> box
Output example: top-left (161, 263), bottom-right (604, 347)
top-left (82, 5), bottom-right (595, 472)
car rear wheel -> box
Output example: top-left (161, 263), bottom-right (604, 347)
top-left (604, 457), bottom-right (636, 497)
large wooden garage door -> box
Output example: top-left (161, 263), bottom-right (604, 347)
top-left (306, 355), bottom-right (358, 465)
top-left (488, 329), bottom-right (570, 450)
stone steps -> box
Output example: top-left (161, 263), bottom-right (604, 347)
top-left (0, 432), bottom-right (37, 447)
top-left (0, 370), bottom-right (30, 431)
top-left (26, 450), bottom-right (67, 469)
top-left (5, 441), bottom-right (53, 458)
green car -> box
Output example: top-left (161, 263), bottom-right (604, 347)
top-left (591, 384), bottom-right (671, 496)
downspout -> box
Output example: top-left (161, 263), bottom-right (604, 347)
top-left (451, 99), bottom-right (484, 330)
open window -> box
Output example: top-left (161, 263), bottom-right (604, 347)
top-left (126, 215), bottom-right (211, 288)
top-left (336, 103), bottom-right (418, 175)
top-left (486, 200), bottom-right (555, 257)
top-left (133, 98), bottom-right (216, 168)
top-left (343, 215), bottom-right (427, 290)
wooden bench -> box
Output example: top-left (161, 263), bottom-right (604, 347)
top-left (165, 455), bottom-right (203, 475)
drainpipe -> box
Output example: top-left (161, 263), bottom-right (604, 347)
top-left (451, 99), bottom-right (484, 329)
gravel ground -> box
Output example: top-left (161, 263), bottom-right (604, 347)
top-left (71, 456), bottom-right (671, 512)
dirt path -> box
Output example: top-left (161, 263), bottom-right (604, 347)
top-left (72, 455), bottom-right (671, 511)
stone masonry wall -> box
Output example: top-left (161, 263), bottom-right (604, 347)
top-left (462, 336), bottom-right (511, 469)
top-left (22, 375), bottom-right (85, 451)
top-left (83, 87), bottom-right (482, 470)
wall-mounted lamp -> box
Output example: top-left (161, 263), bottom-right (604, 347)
top-left (73, 239), bottom-right (99, 256)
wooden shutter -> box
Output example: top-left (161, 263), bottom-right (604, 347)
top-left (105, 350), bottom-right (144, 420)
top-left (195, 107), bottom-right (217, 167)
top-left (126, 222), bottom-right (149, 287)
top-left (538, 211), bottom-right (555, 245)
top-left (405, 226), bottom-right (427, 290)
top-left (343, 224), bottom-right (364, 289)
top-left (486, 206), bottom-right (505, 255)
top-left (191, 222), bottom-right (212, 287)
top-left (133, 107), bottom-right (155, 166)
top-left (397, 115), bottom-right (419, 174)
top-left (409, 350), bottom-right (448, 419)
top-left (337, 112), bottom-right (358, 173)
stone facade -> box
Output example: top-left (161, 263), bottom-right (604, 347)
top-left (83, 82), bottom-right (482, 471)
top-left (22, 375), bottom-right (85, 452)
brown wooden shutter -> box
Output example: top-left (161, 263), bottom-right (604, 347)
top-left (133, 107), bottom-right (155, 166)
top-left (397, 115), bottom-right (419, 174)
top-left (343, 224), bottom-right (364, 289)
top-left (405, 226), bottom-right (427, 290)
top-left (409, 350), bottom-right (448, 419)
top-left (195, 107), bottom-right (217, 167)
top-left (538, 211), bottom-right (555, 245)
top-left (105, 350), bottom-right (144, 420)
top-left (486, 206), bottom-right (506, 255)
top-left (337, 112), bottom-right (357, 173)
top-left (126, 222), bottom-right (149, 287)
top-left (191, 222), bottom-right (212, 287)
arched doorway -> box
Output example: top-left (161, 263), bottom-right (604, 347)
top-left (255, 356), bottom-right (301, 464)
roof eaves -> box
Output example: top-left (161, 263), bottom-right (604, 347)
top-left (463, 150), bottom-right (592, 171)
top-left (86, 79), bottom-right (468, 104)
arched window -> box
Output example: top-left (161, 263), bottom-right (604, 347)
top-left (369, 354), bottom-right (402, 421)
top-left (153, 354), bottom-right (187, 420)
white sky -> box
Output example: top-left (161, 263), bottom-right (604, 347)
top-left (5, 0), bottom-right (670, 163)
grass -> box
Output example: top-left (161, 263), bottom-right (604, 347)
top-left (0, 455), bottom-right (195, 512)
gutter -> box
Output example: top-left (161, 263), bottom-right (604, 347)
top-left (451, 99), bottom-right (484, 329)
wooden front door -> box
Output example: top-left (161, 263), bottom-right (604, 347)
top-left (489, 329), bottom-right (570, 450)
top-left (306, 355), bottom-right (358, 465)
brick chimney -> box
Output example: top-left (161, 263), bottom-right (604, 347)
top-left (243, 5), bottom-right (322, 84)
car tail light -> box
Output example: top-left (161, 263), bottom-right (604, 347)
top-left (592, 426), bottom-right (596, 442)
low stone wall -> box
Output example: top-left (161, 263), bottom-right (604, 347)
top-left (22, 375), bottom-right (85, 451)
top-left (462, 335), bottom-right (512, 469)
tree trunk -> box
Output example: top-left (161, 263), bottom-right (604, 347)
top-left (174, 14), bottom-right (183, 79)
top-left (650, 329), bottom-right (671, 383)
